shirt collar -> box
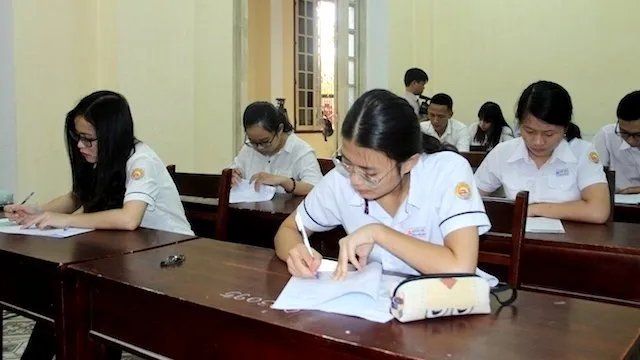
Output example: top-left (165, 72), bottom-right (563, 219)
top-left (619, 138), bottom-right (632, 151)
top-left (507, 138), bottom-right (576, 164)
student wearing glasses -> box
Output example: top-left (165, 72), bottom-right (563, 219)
top-left (3, 90), bottom-right (192, 359)
top-left (274, 89), bottom-right (497, 284)
top-left (474, 81), bottom-right (610, 224)
top-left (231, 101), bottom-right (323, 195)
top-left (593, 90), bottom-right (640, 194)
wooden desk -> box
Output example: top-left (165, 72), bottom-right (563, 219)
top-left (615, 203), bottom-right (640, 224)
top-left (482, 221), bottom-right (640, 306)
top-left (0, 229), bottom-right (197, 359)
top-left (65, 239), bottom-right (640, 360)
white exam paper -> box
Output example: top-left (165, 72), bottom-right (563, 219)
top-left (525, 217), bottom-right (565, 233)
top-left (229, 179), bottom-right (277, 204)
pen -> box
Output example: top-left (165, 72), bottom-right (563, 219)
top-left (294, 212), bottom-right (313, 254)
top-left (20, 192), bottom-right (35, 205)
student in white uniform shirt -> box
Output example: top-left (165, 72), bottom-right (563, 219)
top-left (274, 89), bottom-right (496, 285)
top-left (231, 101), bottom-right (323, 195)
top-left (593, 90), bottom-right (640, 194)
top-left (468, 101), bottom-right (514, 150)
top-left (474, 81), bottom-right (610, 224)
top-left (401, 67), bottom-right (429, 117)
top-left (420, 93), bottom-right (471, 151)
top-left (3, 90), bottom-right (192, 359)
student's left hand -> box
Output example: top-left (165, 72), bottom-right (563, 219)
top-left (20, 212), bottom-right (71, 230)
top-left (333, 224), bottom-right (379, 281)
top-left (617, 186), bottom-right (640, 195)
top-left (250, 172), bottom-right (289, 191)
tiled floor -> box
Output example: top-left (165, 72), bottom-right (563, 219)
top-left (2, 311), bottom-right (141, 359)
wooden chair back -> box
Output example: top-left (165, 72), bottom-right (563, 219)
top-left (318, 158), bottom-right (335, 175)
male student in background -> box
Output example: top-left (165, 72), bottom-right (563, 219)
top-left (593, 90), bottom-right (640, 194)
top-left (401, 68), bottom-right (429, 116)
top-left (420, 93), bottom-right (470, 152)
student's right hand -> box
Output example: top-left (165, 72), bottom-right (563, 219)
top-left (3, 204), bottom-right (42, 224)
top-left (231, 168), bottom-right (243, 186)
top-left (286, 242), bottom-right (322, 278)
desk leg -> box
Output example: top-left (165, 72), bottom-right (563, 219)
top-left (1, 306), bottom-right (3, 357)
top-left (58, 270), bottom-right (92, 360)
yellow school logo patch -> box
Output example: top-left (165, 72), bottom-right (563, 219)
top-left (455, 182), bottom-right (471, 200)
top-left (131, 168), bottom-right (145, 180)
top-left (589, 151), bottom-right (599, 163)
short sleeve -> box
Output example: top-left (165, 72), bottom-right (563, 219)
top-left (124, 155), bottom-right (160, 209)
top-left (438, 155), bottom-right (491, 237)
top-left (474, 148), bottom-right (502, 193)
top-left (293, 151), bottom-right (324, 185)
top-left (500, 126), bottom-right (515, 142)
top-left (295, 171), bottom-right (342, 232)
top-left (592, 128), bottom-right (611, 167)
top-left (229, 146), bottom-right (250, 175)
top-left (577, 143), bottom-right (607, 191)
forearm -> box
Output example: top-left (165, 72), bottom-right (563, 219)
top-left (40, 193), bottom-right (80, 214)
top-left (66, 209), bottom-right (141, 230)
top-left (532, 200), bottom-right (609, 224)
top-left (619, 186), bottom-right (640, 195)
top-left (274, 224), bottom-right (304, 261)
top-left (292, 181), bottom-right (314, 196)
top-left (374, 226), bottom-right (476, 274)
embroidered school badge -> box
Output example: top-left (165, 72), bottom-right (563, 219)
top-left (455, 182), bottom-right (471, 200)
top-left (131, 168), bottom-right (145, 180)
top-left (589, 151), bottom-right (600, 163)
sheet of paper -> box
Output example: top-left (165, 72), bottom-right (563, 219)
top-left (614, 194), bottom-right (640, 205)
top-left (0, 221), bottom-right (94, 238)
top-left (525, 217), bottom-right (565, 234)
top-left (229, 179), bottom-right (277, 204)
top-left (272, 262), bottom-right (403, 323)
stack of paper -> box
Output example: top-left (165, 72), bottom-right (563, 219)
top-left (525, 217), bottom-right (565, 233)
top-left (0, 219), bottom-right (94, 238)
top-left (271, 262), bottom-right (404, 323)
top-left (229, 179), bottom-right (277, 204)
top-left (614, 194), bottom-right (640, 205)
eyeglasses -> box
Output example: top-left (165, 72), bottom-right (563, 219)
top-left (245, 133), bottom-right (278, 149)
top-left (68, 131), bottom-right (97, 148)
top-left (615, 122), bottom-right (640, 144)
top-left (332, 149), bottom-right (396, 188)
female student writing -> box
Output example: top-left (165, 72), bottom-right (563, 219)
top-left (474, 81), bottom-right (610, 224)
top-left (231, 101), bottom-right (323, 195)
top-left (274, 89), bottom-right (497, 283)
top-left (3, 90), bottom-right (193, 360)
top-left (468, 101), bottom-right (514, 150)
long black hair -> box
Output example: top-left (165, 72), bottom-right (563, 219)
top-left (341, 89), bottom-right (453, 164)
top-left (516, 80), bottom-right (581, 140)
top-left (65, 91), bottom-right (138, 212)
top-left (474, 101), bottom-right (512, 148)
top-left (242, 101), bottom-right (294, 133)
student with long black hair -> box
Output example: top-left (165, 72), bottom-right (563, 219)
top-left (4, 90), bottom-right (192, 359)
top-left (474, 81), bottom-right (609, 224)
top-left (274, 89), bottom-right (496, 283)
top-left (231, 101), bottom-right (323, 195)
top-left (469, 101), bottom-right (514, 150)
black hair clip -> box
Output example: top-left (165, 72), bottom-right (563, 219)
top-left (160, 254), bottom-right (186, 268)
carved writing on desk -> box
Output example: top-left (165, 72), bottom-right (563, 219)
top-left (219, 290), bottom-right (275, 309)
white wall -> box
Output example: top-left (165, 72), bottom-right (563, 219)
top-left (0, 0), bottom-right (16, 194)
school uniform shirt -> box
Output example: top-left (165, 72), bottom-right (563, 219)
top-left (467, 124), bottom-right (515, 147)
top-left (474, 137), bottom-right (607, 203)
top-left (231, 133), bottom-right (323, 193)
top-left (420, 119), bottom-right (471, 151)
top-left (401, 91), bottom-right (420, 116)
top-left (124, 143), bottom-right (194, 235)
top-left (297, 151), bottom-right (498, 285)
top-left (592, 123), bottom-right (640, 190)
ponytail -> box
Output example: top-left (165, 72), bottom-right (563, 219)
top-left (421, 133), bottom-right (458, 154)
top-left (565, 122), bottom-right (581, 141)
top-left (277, 107), bottom-right (294, 133)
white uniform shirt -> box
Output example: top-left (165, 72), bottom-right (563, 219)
top-left (468, 124), bottom-right (515, 147)
top-left (474, 137), bottom-right (607, 203)
top-left (124, 143), bottom-right (194, 235)
top-left (592, 123), bottom-right (640, 190)
top-left (421, 119), bottom-right (471, 152)
top-left (297, 151), bottom-right (496, 284)
top-left (401, 91), bottom-right (420, 116)
top-left (231, 133), bottom-right (323, 193)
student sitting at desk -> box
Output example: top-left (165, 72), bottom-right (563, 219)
top-left (593, 90), bottom-right (640, 194)
top-left (474, 81), bottom-right (610, 224)
top-left (274, 89), bottom-right (496, 283)
top-left (231, 101), bottom-right (323, 195)
top-left (3, 90), bottom-right (192, 359)
top-left (468, 101), bottom-right (514, 150)
top-left (420, 93), bottom-right (470, 152)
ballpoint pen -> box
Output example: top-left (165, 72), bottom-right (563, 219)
top-left (20, 192), bottom-right (35, 205)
